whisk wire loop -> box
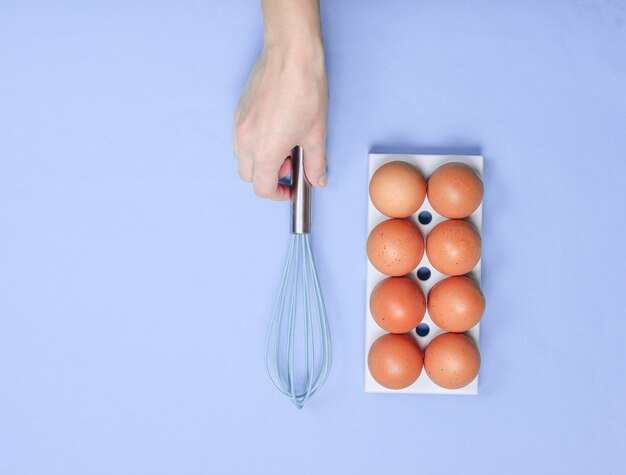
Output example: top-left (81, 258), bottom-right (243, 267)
top-left (266, 234), bottom-right (331, 408)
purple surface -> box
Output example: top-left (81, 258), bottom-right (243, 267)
top-left (1, 1), bottom-right (625, 474)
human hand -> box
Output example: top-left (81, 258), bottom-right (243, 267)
top-left (234, 0), bottom-right (328, 201)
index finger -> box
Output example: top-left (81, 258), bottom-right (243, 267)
top-left (253, 160), bottom-right (291, 201)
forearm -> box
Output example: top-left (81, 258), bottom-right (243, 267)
top-left (261, 0), bottom-right (324, 59)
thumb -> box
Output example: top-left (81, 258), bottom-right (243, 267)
top-left (302, 143), bottom-right (327, 188)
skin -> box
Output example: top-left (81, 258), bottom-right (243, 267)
top-left (234, 0), bottom-right (328, 200)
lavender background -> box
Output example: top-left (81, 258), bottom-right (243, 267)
top-left (2, 1), bottom-right (625, 474)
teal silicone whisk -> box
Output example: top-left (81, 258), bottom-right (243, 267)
top-left (265, 146), bottom-right (332, 409)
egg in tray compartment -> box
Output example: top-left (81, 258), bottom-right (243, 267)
top-left (365, 153), bottom-right (485, 395)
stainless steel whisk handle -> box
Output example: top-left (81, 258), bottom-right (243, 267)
top-left (291, 145), bottom-right (311, 235)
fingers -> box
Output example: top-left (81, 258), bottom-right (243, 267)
top-left (234, 137), bottom-right (253, 183)
top-left (253, 160), bottom-right (291, 201)
top-left (238, 158), bottom-right (253, 183)
top-left (234, 127), bottom-right (325, 199)
top-left (237, 146), bottom-right (324, 199)
top-left (302, 142), bottom-right (328, 188)
top-left (249, 144), bottom-right (292, 200)
top-left (235, 132), bottom-right (290, 199)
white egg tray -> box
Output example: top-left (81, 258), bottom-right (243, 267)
top-left (365, 153), bottom-right (484, 395)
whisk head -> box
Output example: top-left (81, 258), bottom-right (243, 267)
top-left (265, 233), bottom-right (331, 409)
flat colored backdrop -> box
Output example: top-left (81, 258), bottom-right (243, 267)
top-left (1, 1), bottom-right (625, 474)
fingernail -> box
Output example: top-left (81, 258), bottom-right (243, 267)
top-left (318, 174), bottom-right (328, 187)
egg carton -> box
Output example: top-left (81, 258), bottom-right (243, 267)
top-left (365, 153), bottom-right (484, 395)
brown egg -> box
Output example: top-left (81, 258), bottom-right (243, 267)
top-left (368, 333), bottom-right (423, 389)
top-left (369, 161), bottom-right (427, 218)
top-left (428, 277), bottom-right (485, 332)
top-left (370, 277), bottom-right (426, 333)
top-left (428, 162), bottom-right (483, 219)
top-left (426, 220), bottom-right (481, 275)
top-left (424, 333), bottom-right (480, 389)
top-left (367, 219), bottom-right (424, 276)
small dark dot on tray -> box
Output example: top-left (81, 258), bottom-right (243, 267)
top-left (418, 211), bottom-right (432, 225)
top-left (417, 267), bottom-right (431, 281)
top-left (416, 323), bottom-right (430, 337)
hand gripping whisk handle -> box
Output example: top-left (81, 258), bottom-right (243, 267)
top-left (291, 145), bottom-right (310, 235)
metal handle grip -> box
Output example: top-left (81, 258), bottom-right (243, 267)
top-left (291, 146), bottom-right (310, 234)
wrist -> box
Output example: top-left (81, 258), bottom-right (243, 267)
top-left (263, 38), bottom-right (325, 69)
top-left (261, 0), bottom-right (324, 61)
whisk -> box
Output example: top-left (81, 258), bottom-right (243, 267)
top-left (265, 145), bottom-right (332, 409)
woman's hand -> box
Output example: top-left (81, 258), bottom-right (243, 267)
top-left (234, 0), bottom-right (328, 200)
